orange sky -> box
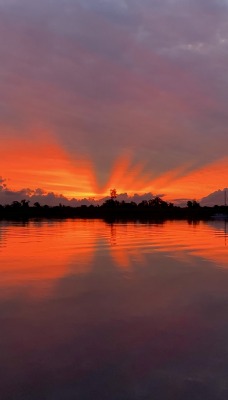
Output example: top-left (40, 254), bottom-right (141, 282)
top-left (0, 132), bottom-right (98, 198)
top-left (0, 133), bottom-right (227, 201)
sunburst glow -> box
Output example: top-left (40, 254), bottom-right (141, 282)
top-left (1, 132), bottom-right (228, 202)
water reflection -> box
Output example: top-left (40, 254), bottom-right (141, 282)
top-left (0, 220), bottom-right (228, 296)
top-left (108, 220), bottom-right (228, 270)
top-left (0, 220), bottom-right (97, 296)
top-left (0, 220), bottom-right (228, 399)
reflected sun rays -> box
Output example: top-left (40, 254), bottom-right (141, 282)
top-left (0, 220), bottom-right (227, 298)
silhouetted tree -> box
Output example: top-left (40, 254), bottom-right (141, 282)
top-left (11, 201), bottom-right (21, 208)
top-left (110, 188), bottom-right (117, 199)
top-left (149, 197), bottom-right (168, 208)
top-left (187, 200), bottom-right (200, 208)
top-left (21, 199), bottom-right (30, 208)
top-left (138, 200), bottom-right (149, 208)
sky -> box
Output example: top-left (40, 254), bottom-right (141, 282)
top-left (0, 0), bottom-right (228, 204)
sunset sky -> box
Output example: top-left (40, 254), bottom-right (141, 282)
top-left (0, 0), bottom-right (228, 203)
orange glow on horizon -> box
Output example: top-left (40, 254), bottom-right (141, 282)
top-left (152, 158), bottom-right (228, 201)
top-left (0, 131), bottom-right (227, 201)
top-left (0, 131), bottom-right (99, 198)
top-left (100, 156), bottom-right (228, 201)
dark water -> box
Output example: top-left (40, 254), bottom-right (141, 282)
top-left (0, 219), bottom-right (228, 400)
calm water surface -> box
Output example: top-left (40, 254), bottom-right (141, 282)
top-left (0, 219), bottom-right (228, 399)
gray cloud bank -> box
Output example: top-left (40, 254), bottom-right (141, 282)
top-left (0, 177), bottom-right (160, 206)
top-left (201, 188), bottom-right (228, 207)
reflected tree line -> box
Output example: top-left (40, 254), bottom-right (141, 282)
top-left (0, 193), bottom-right (227, 221)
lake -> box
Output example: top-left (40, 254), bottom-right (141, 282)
top-left (0, 219), bottom-right (228, 400)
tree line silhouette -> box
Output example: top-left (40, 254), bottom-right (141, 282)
top-left (0, 196), bottom-right (227, 221)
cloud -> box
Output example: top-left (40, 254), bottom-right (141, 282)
top-left (0, 179), bottom-right (161, 206)
top-left (200, 188), bottom-right (228, 207)
top-left (0, 177), bottom-right (7, 191)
